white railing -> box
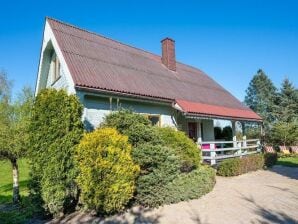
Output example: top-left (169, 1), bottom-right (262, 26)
top-left (198, 137), bottom-right (261, 165)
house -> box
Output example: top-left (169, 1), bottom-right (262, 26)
top-left (36, 18), bottom-right (262, 164)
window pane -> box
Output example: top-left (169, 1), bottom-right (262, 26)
top-left (148, 116), bottom-right (160, 126)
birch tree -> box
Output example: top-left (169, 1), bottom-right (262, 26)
top-left (0, 70), bottom-right (33, 203)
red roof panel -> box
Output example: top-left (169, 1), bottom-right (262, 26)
top-left (175, 99), bottom-right (262, 121)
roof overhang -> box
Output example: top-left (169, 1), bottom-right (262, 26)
top-left (173, 99), bottom-right (262, 122)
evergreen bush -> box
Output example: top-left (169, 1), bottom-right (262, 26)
top-left (75, 128), bottom-right (139, 214)
top-left (28, 89), bottom-right (84, 216)
top-left (101, 109), bottom-right (162, 146)
top-left (163, 166), bottom-right (216, 204)
top-left (157, 127), bottom-right (201, 172)
top-left (132, 144), bottom-right (180, 207)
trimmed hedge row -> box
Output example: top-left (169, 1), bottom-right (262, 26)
top-left (217, 154), bottom-right (264, 176)
top-left (217, 153), bottom-right (278, 176)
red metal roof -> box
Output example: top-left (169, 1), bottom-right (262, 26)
top-left (175, 99), bottom-right (262, 121)
top-left (47, 18), bottom-right (261, 121)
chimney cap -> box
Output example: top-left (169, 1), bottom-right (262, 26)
top-left (161, 37), bottom-right (175, 43)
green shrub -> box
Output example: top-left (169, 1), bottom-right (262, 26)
top-left (217, 154), bottom-right (264, 176)
top-left (132, 144), bottom-right (180, 207)
top-left (264, 153), bottom-right (278, 167)
top-left (102, 109), bottom-right (162, 146)
top-left (217, 158), bottom-right (242, 176)
top-left (163, 165), bottom-right (216, 204)
top-left (75, 128), bottom-right (140, 214)
top-left (157, 127), bottom-right (201, 172)
top-left (28, 89), bottom-right (84, 216)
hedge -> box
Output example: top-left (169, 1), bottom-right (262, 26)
top-left (217, 154), bottom-right (264, 176)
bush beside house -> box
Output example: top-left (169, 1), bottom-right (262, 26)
top-left (75, 128), bottom-right (139, 214)
top-left (27, 99), bottom-right (215, 216)
top-left (102, 110), bottom-right (215, 209)
top-left (28, 89), bottom-right (84, 216)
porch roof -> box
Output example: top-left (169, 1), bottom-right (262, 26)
top-left (174, 99), bottom-right (262, 122)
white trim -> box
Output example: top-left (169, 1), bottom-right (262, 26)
top-left (35, 20), bottom-right (76, 95)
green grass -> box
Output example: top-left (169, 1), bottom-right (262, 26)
top-left (277, 156), bottom-right (298, 167)
top-left (0, 159), bottom-right (33, 224)
top-left (0, 159), bottom-right (30, 204)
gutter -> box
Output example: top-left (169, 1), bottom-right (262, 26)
top-left (75, 85), bottom-right (173, 104)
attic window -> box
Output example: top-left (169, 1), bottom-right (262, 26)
top-left (53, 55), bottom-right (61, 83)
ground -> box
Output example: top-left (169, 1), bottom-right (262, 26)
top-left (1, 158), bottom-right (298, 224)
top-left (0, 159), bottom-right (30, 204)
top-left (52, 165), bottom-right (298, 224)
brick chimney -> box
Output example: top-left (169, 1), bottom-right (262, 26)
top-left (161, 37), bottom-right (176, 71)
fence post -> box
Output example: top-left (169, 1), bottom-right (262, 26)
top-left (257, 140), bottom-right (261, 152)
top-left (210, 143), bottom-right (216, 166)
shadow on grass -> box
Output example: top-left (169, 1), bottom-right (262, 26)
top-left (268, 165), bottom-right (298, 180)
top-left (276, 160), bottom-right (298, 167)
top-left (0, 180), bottom-right (30, 204)
top-left (239, 193), bottom-right (297, 224)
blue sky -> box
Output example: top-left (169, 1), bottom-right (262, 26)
top-left (0, 0), bottom-right (297, 101)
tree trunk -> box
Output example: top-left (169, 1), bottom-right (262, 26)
top-left (11, 158), bottom-right (20, 204)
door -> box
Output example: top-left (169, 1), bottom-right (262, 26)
top-left (188, 122), bottom-right (197, 141)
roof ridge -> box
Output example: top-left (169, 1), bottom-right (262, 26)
top-left (46, 17), bottom-right (162, 59)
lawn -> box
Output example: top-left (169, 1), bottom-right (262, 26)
top-left (0, 158), bottom-right (30, 204)
top-left (277, 156), bottom-right (298, 167)
top-left (0, 159), bottom-right (32, 224)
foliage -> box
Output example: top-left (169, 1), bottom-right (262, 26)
top-left (270, 121), bottom-right (298, 146)
top-left (244, 69), bottom-right (278, 135)
top-left (217, 154), bottom-right (264, 176)
top-left (75, 128), bottom-right (139, 214)
top-left (132, 144), bottom-right (180, 207)
top-left (157, 127), bottom-right (201, 172)
top-left (263, 153), bottom-right (277, 168)
top-left (162, 166), bottom-right (216, 204)
top-left (276, 78), bottom-right (298, 123)
top-left (28, 89), bottom-right (84, 216)
top-left (101, 109), bottom-right (162, 146)
top-left (0, 70), bottom-right (34, 204)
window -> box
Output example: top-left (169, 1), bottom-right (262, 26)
top-left (145, 114), bottom-right (161, 126)
top-left (53, 55), bottom-right (61, 83)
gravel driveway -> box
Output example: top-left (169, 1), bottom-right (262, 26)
top-left (51, 165), bottom-right (298, 224)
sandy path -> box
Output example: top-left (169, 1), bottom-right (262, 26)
top-left (51, 166), bottom-right (298, 224)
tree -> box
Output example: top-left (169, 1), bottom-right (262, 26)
top-left (270, 121), bottom-right (298, 146)
top-left (0, 71), bottom-right (33, 204)
top-left (244, 69), bottom-right (278, 134)
top-left (276, 78), bottom-right (298, 123)
top-left (29, 89), bottom-right (84, 216)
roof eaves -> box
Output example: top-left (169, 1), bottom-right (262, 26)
top-left (75, 85), bottom-right (173, 103)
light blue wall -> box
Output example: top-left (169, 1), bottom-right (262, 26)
top-left (79, 93), bottom-right (177, 130)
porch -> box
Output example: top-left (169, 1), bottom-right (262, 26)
top-left (182, 118), bottom-right (262, 165)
